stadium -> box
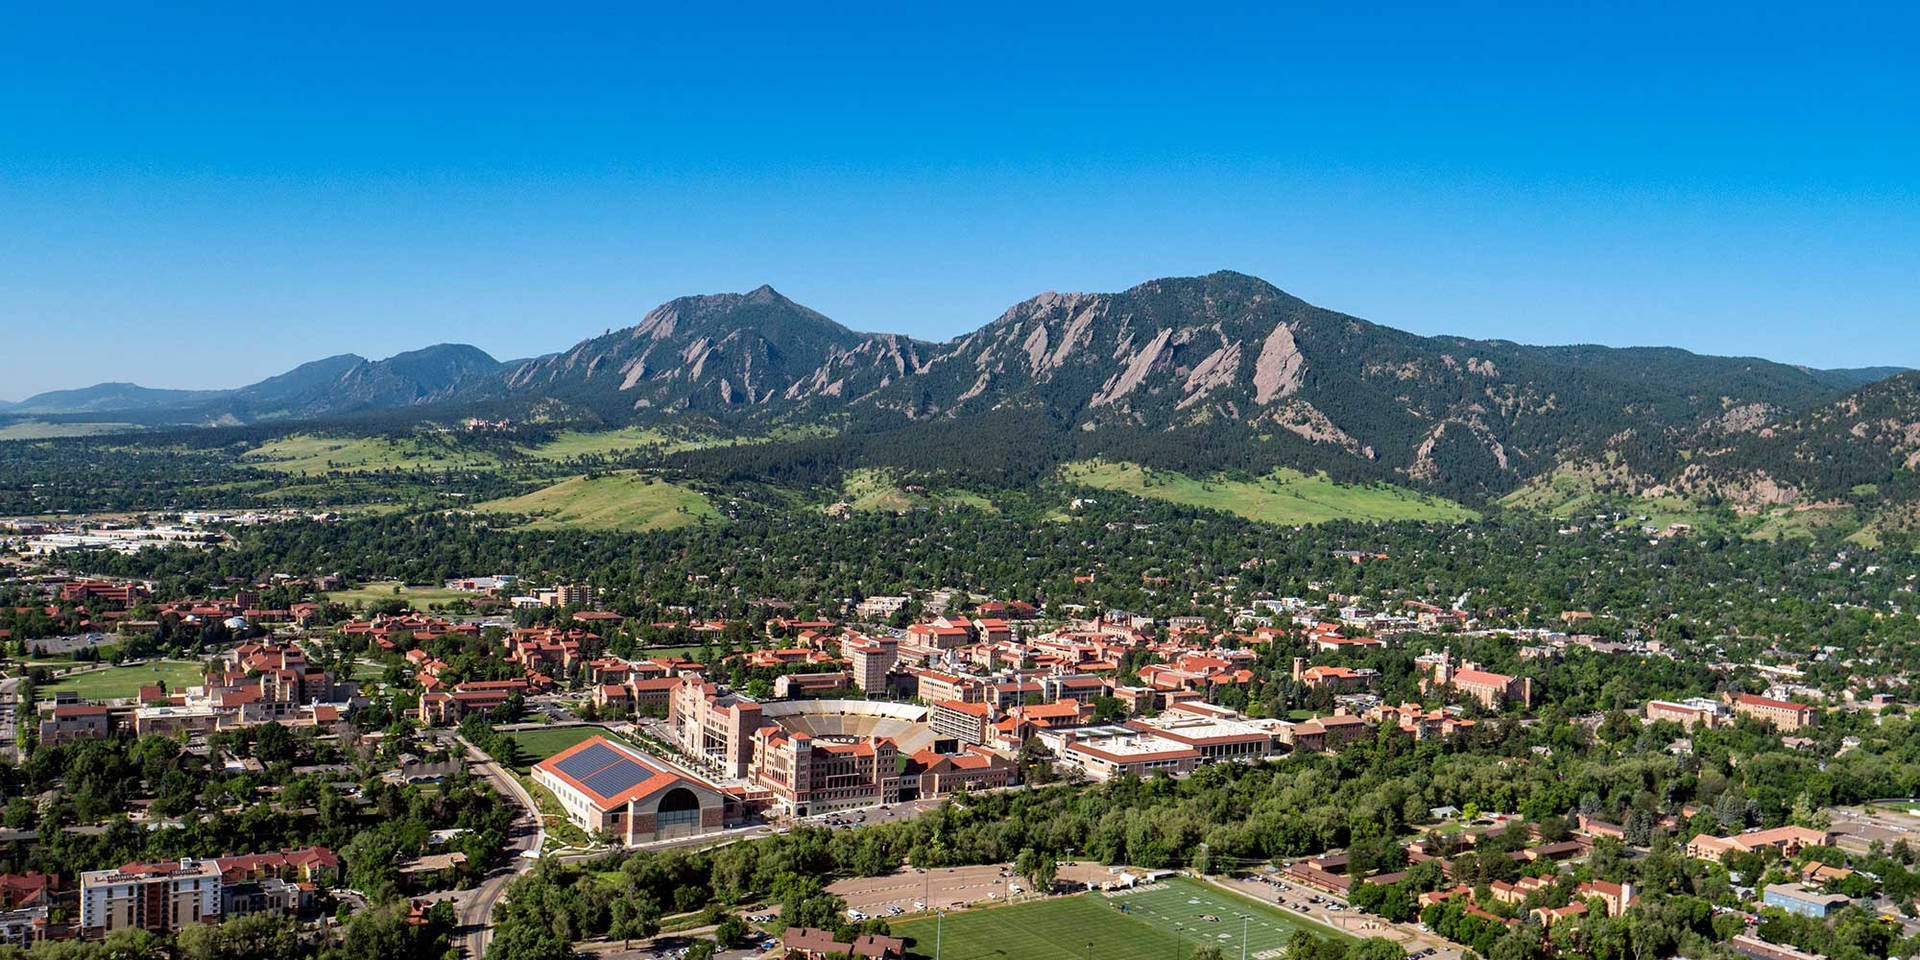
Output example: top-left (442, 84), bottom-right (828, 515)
top-left (759, 698), bottom-right (942, 753)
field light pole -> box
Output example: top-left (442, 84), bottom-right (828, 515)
top-left (1242, 915), bottom-right (1250, 960)
top-left (935, 911), bottom-right (944, 960)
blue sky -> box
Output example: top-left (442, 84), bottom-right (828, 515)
top-left (1, 2), bottom-right (1915, 397)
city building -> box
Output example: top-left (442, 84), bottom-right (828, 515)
top-left (1645, 698), bottom-right (1730, 730)
top-left (1419, 650), bottom-right (1533, 709)
top-left (1762, 883), bottom-right (1850, 918)
top-left (1060, 732), bottom-right (1201, 781)
top-left (847, 637), bottom-right (897, 693)
top-left (1270, 714), bottom-right (1373, 753)
top-left (38, 703), bottom-right (111, 747)
top-left (1685, 826), bottom-right (1833, 861)
top-left (751, 729), bottom-right (899, 815)
top-left (903, 746), bottom-right (1015, 797)
top-left (855, 596), bottom-right (910, 620)
top-left (1125, 713), bottom-right (1274, 763)
top-left (77, 848), bottom-right (333, 938)
top-left (1730, 693), bottom-right (1817, 731)
top-left (666, 679), bottom-right (763, 779)
top-left (930, 699), bottom-right (994, 746)
top-left (79, 859), bottom-right (221, 936)
top-left (531, 736), bottom-right (727, 844)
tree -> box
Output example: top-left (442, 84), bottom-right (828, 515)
top-left (1352, 938), bottom-right (1407, 960)
top-left (714, 914), bottom-right (750, 950)
top-left (1016, 847), bottom-right (1058, 892)
top-left (485, 922), bottom-right (576, 960)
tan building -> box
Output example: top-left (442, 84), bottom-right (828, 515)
top-left (667, 679), bottom-right (764, 778)
top-left (1730, 693), bottom-right (1816, 731)
top-left (80, 859), bottom-right (221, 936)
top-left (1449, 668), bottom-right (1532, 710)
top-left (1645, 698), bottom-right (1729, 730)
top-left (910, 668), bottom-right (982, 704)
top-left (1063, 733), bottom-right (1201, 781)
top-left (751, 730), bottom-right (899, 815)
top-left (931, 699), bottom-right (994, 746)
top-left (1125, 713), bottom-right (1274, 763)
top-left (904, 746), bottom-right (1014, 796)
top-left (1296, 662), bottom-right (1380, 692)
top-left (1685, 825), bottom-right (1832, 861)
top-left (38, 703), bottom-right (111, 747)
top-left (847, 638), bottom-right (897, 693)
top-left (1273, 714), bottom-right (1374, 753)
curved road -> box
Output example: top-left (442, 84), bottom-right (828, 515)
top-left (450, 735), bottom-right (545, 959)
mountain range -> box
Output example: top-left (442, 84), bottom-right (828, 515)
top-left (5, 271), bottom-right (1914, 508)
top-left (1, 344), bottom-right (502, 423)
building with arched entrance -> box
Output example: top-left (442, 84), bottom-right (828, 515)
top-left (532, 735), bottom-right (728, 844)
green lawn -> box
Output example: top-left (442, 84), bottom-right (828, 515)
top-left (1064, 461), bottom-right (1478, 525)
top-left (43, 661), bottom-right (206, 699)
top-left (893, 877), bottom-right (1349, 960)
top-left (502, 726), bottom-right (650, 773)
top-left (504, 727), bottom-right (604, 770)
top-left (323, 581), bottom-right (467, 610)
top-left (244, 433), bottom-right (500, 473)
top-left (477, 472), bottom-right (719, 531)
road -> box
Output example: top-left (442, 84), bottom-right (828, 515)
top-left (0, 675), bottom-right (21, 762)
top-left (448, 734), bottom-right (545, 959)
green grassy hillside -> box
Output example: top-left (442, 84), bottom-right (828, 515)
top-left (1062, 460), bottom-right (1478, 525)
top-left (478, 472), bottom-right (718, 531)
top-left (834, 468), bottom-right (997, 514)
top-left (245, 434), bottom-right (500, 473)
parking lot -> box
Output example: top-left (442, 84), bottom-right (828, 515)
top-left (830, 863), bottom-right (1024, 915)
top-left (1225, 873), bottom-right (1461, 960)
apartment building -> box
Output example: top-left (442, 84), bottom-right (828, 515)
top-left (1645, 698), bottom-right (1730, 730)
top-left (1685, 825), bottom-right (1833, 861)
top-left (1730, 693), bottom-right (1816, 731)
top-left (79, 859), bottom-right (222, 936)
top-left (80, 847), bottom-right (337, 937)
top-left (38, 703), bottom-right (111, 747)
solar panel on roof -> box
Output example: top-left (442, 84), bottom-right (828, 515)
top-left (582, 762), bottom-right (650, 798)
top-left (553, 742), bottom-right (621, 779)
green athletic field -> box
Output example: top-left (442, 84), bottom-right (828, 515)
top-left (893, 876), bottom-right (1349, 960)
